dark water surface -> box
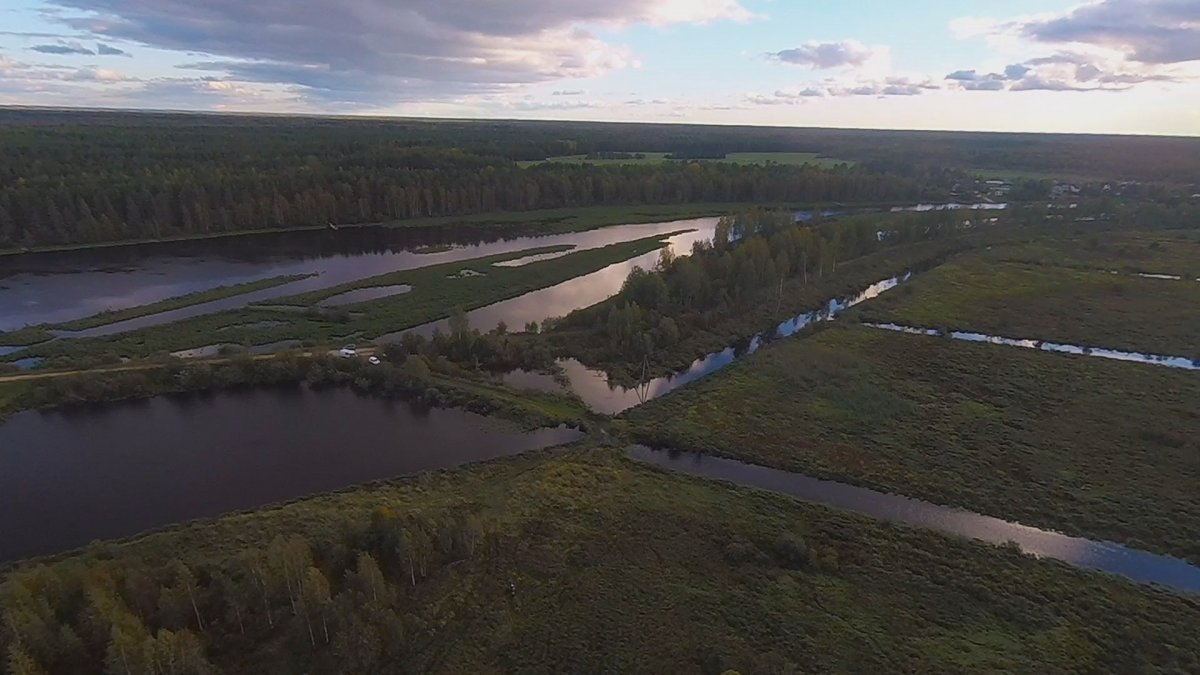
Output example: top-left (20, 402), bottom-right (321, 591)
top-left (631, 447), bottom-right (1200, 594)
top-left (0, 387), bottom-right (581, 562)
top-left (0, 218), bottom-right (718, 332)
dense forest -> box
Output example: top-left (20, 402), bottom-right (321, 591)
top-left (0, 144), bottom-right (924, 247)
top-left (2, 109), bottom-right (1198, 248)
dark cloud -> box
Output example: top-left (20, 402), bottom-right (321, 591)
top-left (31, 42), bottom-right (95, 55)
top-left (768, 41), bottom-right (874, 69)
top-left (1003, 64), bottom-right (1031, 80)
top-left (96, 43), bottom-right (128, 56)
top-left (1021, 0), bottom-right (1200, 64)
top-left (42, 0), bottom-right (749, 107)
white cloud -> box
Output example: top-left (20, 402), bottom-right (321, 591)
top-left (40, 0), bottom-right (751, 107)
top-left (767, 40), bottom-right (877, 69)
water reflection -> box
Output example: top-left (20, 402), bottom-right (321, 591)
top-left (0, 218), bottom-right (719, 332)
top-left (867, 323), bottom-right (1199, 371)
top-left (377, 227), bottom-right (717, 341)
top-left (630, 446), bottom-right (1200, 594)
top-left (317, 285), bottom-right (413, 308)
top-left (0, 387), bottom-right (583, 562)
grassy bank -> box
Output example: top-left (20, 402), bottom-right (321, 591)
top-left (0, 327), bottom-right (53, 348)
top-left (6, 234), bottom-right (678, 367)
top-left (48, 273), bottom-right (316, 332)
top-left (623, 324), bottom-right (1200, 563)
top-left (858, 258), bottom-right (1200, 358)
top-left (4, 448), bottom-right (1197, 673)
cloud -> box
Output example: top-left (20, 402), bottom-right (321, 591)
top-left (96, 43), bottom-right (128, 56)
top-left (552, 89), bottom-right (585, 96)
top-left (41, 0), bottom-right (751, 107)
top-left (31, 41), bottom-right (95, 55)
top-left (945, 51), bottom-right (1178, 92)
top-left (1020, 0), bottom-right (1200, 64)
top-left (767, 40), bottom-right (875, 69)
top-left (747, 75), bottom-right (938, 104)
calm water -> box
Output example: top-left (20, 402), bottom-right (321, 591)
top-left (0, 218), bottom-right (718, 333)
top-left (318, 284), bottom-right (413, 308)
top-left (377, 227), bottom-right (717, 341)
top-left (554, 274), bottom-right (912, 414)
top-left (0, 387), bottom-right (581, 562)
top-left (867, 323), bottom-right (1199, 371)
top-left (631, 447), bottom-right (1200, 594)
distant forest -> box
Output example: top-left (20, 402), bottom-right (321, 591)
top-left (0, 109), bottom-right (1197, 248)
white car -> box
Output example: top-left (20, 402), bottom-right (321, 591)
top-left (339, 345), bottom-right (357, 358)
top-left (368, 356), bottom-right (381, 366)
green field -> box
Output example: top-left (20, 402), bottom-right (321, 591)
top-left (517, 152), bottom-right (671, 167)
top-left (4, 447), bottom-right (1196, 673)
top-left (978, 229), bottom-right (1200, 278)
top-left (857, 258), bottom-right (1200, 357)
top-left (624, 323), bottom-right (1200, 563)
top-left (721, 152), bottom-right (854, 168)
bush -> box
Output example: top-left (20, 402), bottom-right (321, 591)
top-left (770, 534), bottom-right (809, 569)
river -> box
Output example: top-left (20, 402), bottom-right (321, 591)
top-left (0, 218), bottom-right (719, 334)
top-left (631, 447), bottom-right (1200, 594)
top-left (0, 387), bottom-right (581, 562)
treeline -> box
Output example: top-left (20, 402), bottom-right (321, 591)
top-left (0, 146), bottom-right (926, 247)
top-left (0, 502), bottom-right (503, 673)
top-left (18, 345), bottom-right (578, 430)
top-left (5, 110), bottom-right (1198, 188)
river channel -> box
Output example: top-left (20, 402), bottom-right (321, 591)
top-left (631, 447), bottom-right (1200, 594)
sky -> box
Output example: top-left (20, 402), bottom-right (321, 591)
top-left (0, 0), bottom-right (1197, 135)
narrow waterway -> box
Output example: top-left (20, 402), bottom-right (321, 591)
top-left (866, 323), bottom-right (1199, 371)
top-left (630, 446), bottom-right (1200, 594)
top-left (546, 274), bottom-right (912, 414)
top-left (0, 387), bottom-right (582, 562)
